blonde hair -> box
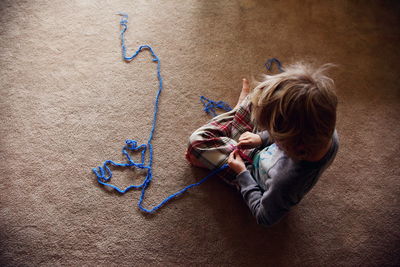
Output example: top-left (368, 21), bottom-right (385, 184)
top-left (250, 62), bottom-right (338, 160)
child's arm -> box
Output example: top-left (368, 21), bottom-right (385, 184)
top-left (228, 150), bottom-right (294, 227)
top-left (235, 170), bottom-right (293, 227)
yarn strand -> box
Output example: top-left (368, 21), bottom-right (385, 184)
top-left (92, 13), bottom-right (228, 213)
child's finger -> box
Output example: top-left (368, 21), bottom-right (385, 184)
top-left (237, 141), bottom-right (245, 147)
top-left (235, 150), bottom-right (243, 160)
top-left (239, 131), bottom-right (251, 141)
top-left (240, 133), bottom-right (249, 139)
top-left (238, 140), bottom-right (250, 148)
top-left (233, 150), bottom-right (237, 159)
top-left (228, 151), bottom-right (234, 163)
top-left (239, 135), bottom-right (249, 142)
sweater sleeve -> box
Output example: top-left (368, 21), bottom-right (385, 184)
top-left (235, 170), bottom-right (292, 227)
top-left (256, 130), bottom-right (272, 148)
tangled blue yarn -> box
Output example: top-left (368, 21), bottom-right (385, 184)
top-left (92, 13), bottom-right (229, 213)
top-left (200, 96), bottom-right (232, 117)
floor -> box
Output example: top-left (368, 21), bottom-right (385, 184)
top-left (0, 0), bottom-right (399, 266)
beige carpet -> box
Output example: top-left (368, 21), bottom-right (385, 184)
top-left (1, 0), bottom-right (399, 266)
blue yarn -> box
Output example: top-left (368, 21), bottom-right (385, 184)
top-left (265, 57), bottom-right (284, 72)
top-left (92, 13), bottom-right (229, 213)
top-left (200, 95), bottom-right (232, 117)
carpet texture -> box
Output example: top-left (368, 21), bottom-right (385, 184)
top-left (1, 0), bottom-right (399, 266)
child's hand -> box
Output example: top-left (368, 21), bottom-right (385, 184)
top-left (237, 131), bottom-right (262, 149)
top-left (228, 150), bottom-right (246, 174)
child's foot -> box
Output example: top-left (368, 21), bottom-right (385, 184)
top-left (234, 78), bottom-right (251, 109)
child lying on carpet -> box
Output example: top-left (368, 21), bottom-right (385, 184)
top-left (185, 62), bottom-right (339, 227)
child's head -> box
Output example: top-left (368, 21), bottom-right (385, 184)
top-left (251, 62), bottom-right (338, 160)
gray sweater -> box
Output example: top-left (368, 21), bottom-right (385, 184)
top-left (235, 130), bottom-right (339, 227)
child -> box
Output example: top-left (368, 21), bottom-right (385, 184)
top-left (185, 62), bottom-right (339, 227)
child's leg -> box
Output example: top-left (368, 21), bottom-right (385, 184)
top-left (186, 79), bottom-right (254, 188)
top-left (186, 99), bottom-right (255, 180)
top-left (186, 109), bottom-right (238, 170)
top-left (185, 119), bottom-right (239, 191)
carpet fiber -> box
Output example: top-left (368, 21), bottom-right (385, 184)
top-left (1, 0), bottom-right (399, 266)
